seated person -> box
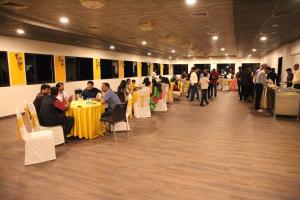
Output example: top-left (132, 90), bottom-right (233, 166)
top-left (81, 80), bottom-right (101, 100)
top-left (173, 81), bottom-right (180, 91)
top-left (125, 79), bottom-right (132, 94)
top-left (117, 80), bottom-right (128, 103)
top-left (39, 87), bottom-right (74, 142)
top-left (33, 84), bottom-right (51, 119)
top-left (131, 80), bottom-right (137, 91)
top-left (56, 82), bottom-right (68, 102)
top-left (101, 83), bottom-right (121, 118)
top-left (140, 79), bottom-right (152, 93)
top-left (150, 79), bottom-right (163, 111)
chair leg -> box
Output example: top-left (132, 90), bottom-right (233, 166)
top-left (113, 125), bottom-right (117, 144)
top-left (126, 121), bottom-right (130, 136)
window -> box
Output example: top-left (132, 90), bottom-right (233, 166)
top-left (101, 59), bottom-right (119, 79)
top-left (217, 63), bottom-right (235, 75)
top-left (163, 64), bottom-right (169, 75)
top-left (65, 57), bottom-right (93, 82)
top-left (0, 51), bottom-right (10, 87)
top-left (25, 53), bottom-right (54, 84)
top-left (173, 64), bottom-right (188, 75)
top-left (141, 62), bottom-right (150, 76)
top-left (124, 61), bottom-right (137, 77)
top-left (242, 63), bottom-right (260, 72)
top-left (153, 63), bottom-right (160, 75)
top-left (194, 64), bottom-right (211, 72)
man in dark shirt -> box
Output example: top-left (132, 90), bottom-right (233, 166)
top-left (39, 87), bottom-right (74, 142)
top-left (267, 68), bottom-right (278, 85)
top-left (240, 67), bottom-right (253, 101)
top-left (81, 80), bottom-right (101, 100)
top-left (286, 68), bottom-right (294, 87)
top-left (33, 84), bottom-right (51, 119)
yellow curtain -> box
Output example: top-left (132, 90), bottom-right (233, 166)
top-left (119, 60), bottom-right (124, 78)
top-left (169, 64), bottom-right (173, 75)
top-left (93, 58), bottom-right (101, 80)
top-left (150, 63), bottom-right (154, 76)
top-left (137, 62), bottom-right (142, 77)
top-left (160, 64), bottom-right (164, 76)
top-left (9, 52), bottom-right (26, 85)
top-left (54, 56), bottom-right (66, 82)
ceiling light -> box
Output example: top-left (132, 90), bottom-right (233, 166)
top-left (110, 45), bottom-right (115, 50)
top-left (209, 57), bottom-right (212, 60)
top-left (271, 24), bottom-right (279, 28)
top-left (60, 17), bottom-right (69, 24)
top-left (186, 0), bottom-right (197, 5)
top-left (147, 52), bottom-right (151, 56)
top-left (225, 53), bottom-right (228, 56)
top-left (252, 49), bottom-right (257, 52)
top-left (188, 54), bottom-right (191, 57)
top-left (260, 36), bottom-right (267, 41)
top-left (193, 57), bottom-right (196, 60)
top-left (169, 56), bottom-right (172, 59)
top-left (212, 36), bottom-right (219, 40)
top-left (16, 29), bottom-right (25, 35)
top-left (226, 57), bottom-right (229, 59)
top-left (171, 49), bottom-right (176, 53)
top-left (221, 48), bottom-right (225, 51)
top-left (80, 0), bottom-right (106, 10)
top-left (248, 54), bottom-right (252, 58)
top-left (142, 41), bottom-right (147, 45)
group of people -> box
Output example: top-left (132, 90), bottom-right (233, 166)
top-left (236, 63), bottom-right (300, 112)
top-left (183, 67), bottom-right (220, 106)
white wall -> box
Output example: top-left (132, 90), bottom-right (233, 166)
top-left (0, 35), bottom-right (260, 117)
top-left (260, 38), bottom-right (300, 81)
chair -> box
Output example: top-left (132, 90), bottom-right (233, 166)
top-left (153, 93), bottom-right (168, 112)
top-left (113, 94), bottom-right (132, 132)
top-left (100, 103), bottom-right (129, 144)
top-left (16, 108), bottom-right (56, 165)
top-left (133, 92), bottom-right (151, 118)
top-left (26, 102), bottom-right (65, 146)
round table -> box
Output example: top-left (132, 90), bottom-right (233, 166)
top-left (66, 100), bottom-right (105, 139)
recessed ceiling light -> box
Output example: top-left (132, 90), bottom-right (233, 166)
top-left (193, 57), bottom-right (196, 60)
top-left (248, 54), bottom-right (252, 57)
top-left (260, 36), bottom-right (267, 41)
top-left (16, 29), bottom-right (25, 35)
top-left (186, 0), bottom-right (197, 5)
top-left (212, 36), bottom-right (219, 40)
top-left (147, 52), bottom-right (151, 56)
top-left (169, 56), bottom-right (172, 59)
top-left (221, 48), bottom-right (225, 51)
top-left (225, 53), bottom-right (228, 56)
top-left (142, 41), bottom-right (147, 45)
top-left (59, 17), bottom-right (69, 24)
top-left (252, 48), bottom-right (257, 52)
top-left (271, 24), bottom-right (279, 27)
top-left (188, 54), bottom-right (191, 57)
top-left (110, 45), bottom-right (115, 50)
top-left (226, 57), bottom-right (229, 59)
top-left (171, 49), bottom-right (176, 53)
top-left (209, 57), bottom-right (212, 59)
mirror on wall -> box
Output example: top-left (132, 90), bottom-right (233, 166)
top-left (217, 63), bottom-right (235, 77)
top-left (0, 51), bottom-right (10, 87)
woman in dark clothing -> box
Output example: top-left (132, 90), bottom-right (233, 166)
top-left (117, 80), bottom-right (127, 103)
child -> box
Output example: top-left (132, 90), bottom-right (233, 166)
top-left (199, 72), bottom-right (210, 106)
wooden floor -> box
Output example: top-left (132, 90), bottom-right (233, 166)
top-left (1, 92), bottom-right (300, 200)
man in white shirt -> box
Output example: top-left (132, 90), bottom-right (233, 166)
top-left (254, 66), bottom-right (271, 111)
top-left (56, 82), bottom-right (69, 102)
top-left (189, 67), bottom-right (198, 102)
top-left (292, 63), bottom-right (300, 89)
top-left (200, 72), bottom-right (210, 106)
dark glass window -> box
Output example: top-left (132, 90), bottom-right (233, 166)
top-left (0, 51), bottom-right (10, 87)
top-left (141, 62), bottom-right (150, 76)
top-left (101, 59), bottom-right (119, 79)
top-left (124, 61), bottom-right (137, 77)
top-left (173, 64), bottom-right (188, 75)
top-left (242, 63), bottom-right (260, 72)
top-left (194, 64), bottom-right (211, 72)
top-left (153, 63), bottom-right (160, 75)
top-left (65, 57), bottom-right (93, 82)
top-left (25, 53), bottom-right (54, 84)
top-left (217, 63), bottom-right (235, 75)
top-left (163, 64), bottom-right (169, 75)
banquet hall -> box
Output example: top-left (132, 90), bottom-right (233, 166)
top-left (1, 0), bottom-right (300, 199)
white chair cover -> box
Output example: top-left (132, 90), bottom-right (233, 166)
top-left (16, 108), bottom-right (56, 166)
top-left (113, 94), bottom-right (131, 132)
top-left (26, 102), bottom-right (65, 146)
top-left (153, 92), bottom-right (168, 112)
top-left (134, 92), bottom-right (151, 118)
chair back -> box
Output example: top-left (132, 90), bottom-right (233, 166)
top-left (16, 108), bottom-right (28, 141)
top-left (136, 92), bottom-right (150, 107)
top-left (127, 94), bottom-right (133, 117)
top-left (111, 103), bottom-right (127, 122)
top-left (25, 102), bottom-right (41, 131)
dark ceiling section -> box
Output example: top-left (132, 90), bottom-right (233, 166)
top-left (233, 0), bottom-right (300, 58)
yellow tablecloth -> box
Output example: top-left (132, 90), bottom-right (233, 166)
top-left (66, 100), bottom-right (105, 139)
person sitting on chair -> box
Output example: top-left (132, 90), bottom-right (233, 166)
top-left (33, 84), bottom-right (51, 119)
top-left (39, 87), bottom-right (74, 142)
top-left (81, 80), bottom-right (101, 100)
top-left (101, 83), bottom-right (121, 117)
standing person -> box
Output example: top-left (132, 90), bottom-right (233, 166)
top-left (236, 67), bottom-right (242, 96)
top-left (209, 68), bottom-right (219, 98)
top-left (199, 72), bottom-right (210, 106)
top-left (254, 66), bottom-right (271, 111)
top-left (81, 80), bottom-right (101, 100)
top-left (185, 69), bottom-right (192, 98)
top-left (56, 82), bottom-right (68, 102)
top-left (33, 84), bottom-right (51, 119)
top-left (267, 68), bottom-right (278, 85)
top-left (292, 63), bottom-right (300, 89)
top-left (117, 80), bottom-right (128, 103)
top-left (285, 68), bottom-right (294, 87)
top-left (39, 87), bottom-right (74, 142)
top-left (240, 67), bottom-right (252, 101)
top-left (189, 67), bottom-right (198, 102)
top-left (125, 79), bottom-right (132, 94)
top-left (100, 83), bottom-right (121, 117)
